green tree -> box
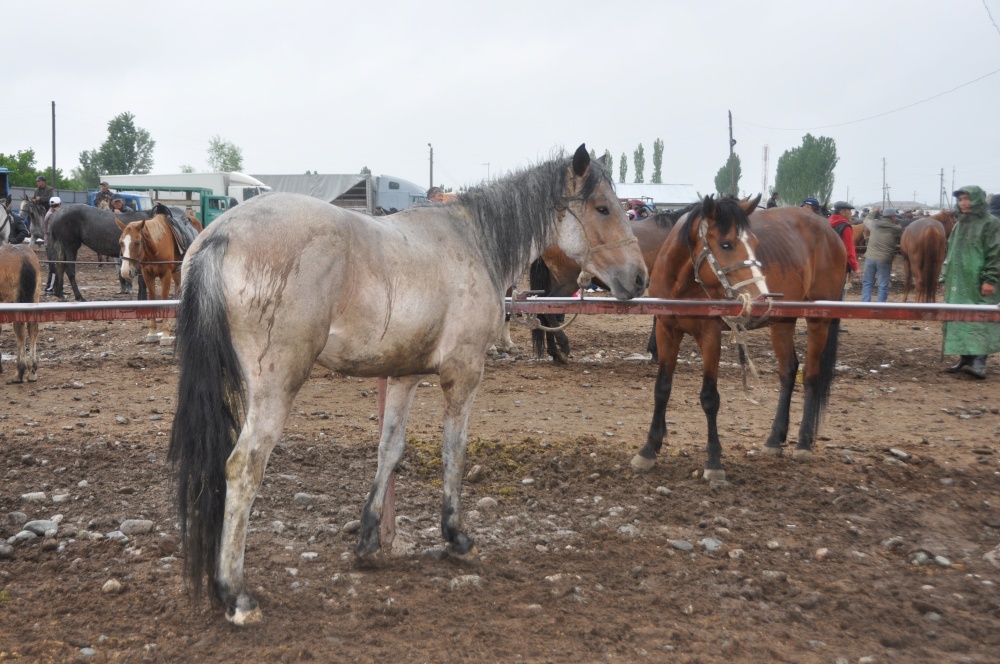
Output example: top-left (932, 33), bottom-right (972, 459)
top-left (180, 164), bottom-right (196, 173)
top-left (602, 149), bottom-right (613, 173)
top-left (72, 149), bottom-right (102, 188)
top-left (619, 152), bottom-right (628, 184)
top-left (96, 112), bottom-right (156, 175)
top-left (360, 166), bottom-right (371, 175)
top-left (714, 154), bottom-right (742, 197)
top-left (651, 139), bottom-right (664, 184)
top-left (0, 149), bottom-right (42, 187)
top-left (207, 135), bottom-right (243, 172)
top-left (633, 144), bottom-right (645, 184)
top-left (773, 134), bottom-right (839, 206)
top-left (588, 148), bottom-right (597, 163)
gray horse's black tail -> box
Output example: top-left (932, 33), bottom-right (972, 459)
top-left (167, 234), bottom-right (245, 603)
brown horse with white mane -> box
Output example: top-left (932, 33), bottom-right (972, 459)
top-left (632, 198), bottom-right (846, 480)
top-left (899, 209), bottom-right (957, 303)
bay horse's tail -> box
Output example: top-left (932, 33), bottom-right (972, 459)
top-left (16, 251), bottom-right (39, 304)
top-left (167, 234), bottom-right (246, 602)
top-left (919, 234), bottom-right (945, 303)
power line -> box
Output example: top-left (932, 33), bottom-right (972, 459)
top-left (736, 67), bottom-right (1000, 131)
top-left (985, 0), bottom-right (1000, 37)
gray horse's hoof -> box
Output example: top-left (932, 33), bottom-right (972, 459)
top-left (227, 604), bottom-right (263, 626)
top-left (703, 468), bottom-right (726, 482)
top-left (791, 449), bottom-right (814, 462)
top-left (630, 454), bottom-right (657, 472)
top-left (761, 445), bottom-right (783, 457)
top-left (142, 334), bottom-right (159, 344)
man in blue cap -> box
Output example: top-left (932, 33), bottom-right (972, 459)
top-left (801, 197), bottom-right (821, 215)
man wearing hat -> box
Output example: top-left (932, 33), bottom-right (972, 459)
top-left (110, 195), bottom-right (134, 214)
top-left (941, 186), bottom-right (1000, 378)
top-left (860, 206), bottom-right (903, 303)
top-left (32, 175), bottom-right (55, 211)
top-left (801, 197), bottom-right (821, 216)
top-left (42, 197), bottom-right (63, 293)
top-left (766, 191), bottom-right (779, 209)
top-left (93, 181), bottom-right (113, 208)
top-left (829, 201), bottom-right (859, 279)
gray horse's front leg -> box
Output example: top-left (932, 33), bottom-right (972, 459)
top-left (356, 376), bottom-right (420, 558)
top-left (438, 357), bottom-right (483, 560)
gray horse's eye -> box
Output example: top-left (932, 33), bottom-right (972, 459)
top-left (596, 206), bottom-right (609, 215)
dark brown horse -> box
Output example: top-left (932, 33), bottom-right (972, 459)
top-left (899, 210), bottom-right (957, 303)
top-left (0, 244), bottom-right (41, 382)
top-left (631, 198), bottom-right (846, 480)
top-left (529, 208), bottom-right (684, 362)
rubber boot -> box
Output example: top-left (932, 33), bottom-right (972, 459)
top-left (945, 355), bottom-right (974, 373)
top-left (962, 355), bottom-right (987, 379)
top-left (44, 273), bottom-right (56, 294)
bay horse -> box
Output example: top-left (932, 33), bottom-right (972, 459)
top-left (899, 210), bottom-right (957, 303)
top-left (529, 208), bottom-right (685, 363)
top-left (117, 204), bottom-right (198, 343)
top-left (0, 244), bottom-right (41, 382)
top-left (631, 198), bottom-right (845, 480)
top-left (168, 145), bottom-right (648, 625)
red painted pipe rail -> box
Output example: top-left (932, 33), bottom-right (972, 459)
top-left (2, 297), bottom-right (1000, 324)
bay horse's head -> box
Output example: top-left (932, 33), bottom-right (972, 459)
top-left (116, 217), bottom-right (147, 282)
top-left (682, 194), bottom-right (771, 300)
top-left (557, 144), bottom-right (648, 299)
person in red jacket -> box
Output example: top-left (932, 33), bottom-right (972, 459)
top-left (829, 201), bottom-right (858, 296)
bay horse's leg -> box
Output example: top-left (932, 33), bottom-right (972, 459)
top-left (764, 321), bottom-right (798, 456)
top-left (438, 356), bottom-right (484, 560)
top-left (12, 321), bottom-right (27, 383)
top-left (696, 323), bottom-right (726, 481)
top-left (793, 318), bottom-right (835, 460)
top-left (25, 319), bottom-right (38, 382)
top-left (901, 252), bottom-right (913, 303)
top-left (355, 375), bottom-right (421, 558)
top-left (631, 319), bottom-right (684, 472)
top-left (141, 270), bottom-right (158, 343)
top-left (158, 270), bottom-right (174, 340)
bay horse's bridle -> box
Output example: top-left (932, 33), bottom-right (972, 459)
top-left (689, 215), bottom-right (769, 301)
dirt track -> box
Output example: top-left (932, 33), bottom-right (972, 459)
top-left (2, 248), bottom-right (999, 663)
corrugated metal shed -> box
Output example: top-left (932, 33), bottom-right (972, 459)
top-left (614, 183), bottom-right (700, 209)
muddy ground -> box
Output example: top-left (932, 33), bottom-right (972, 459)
top-left (1, 248), bottom-right (999, 663)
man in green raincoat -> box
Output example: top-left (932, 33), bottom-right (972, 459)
top-left (942, 185), bottom-right (1000, 378)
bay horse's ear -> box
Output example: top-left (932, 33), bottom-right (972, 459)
top-left (742, 194), bottom-right (762, 213)
top-left (115, 216), bottom-right (127, 231)
top-left (572, 144), bottom-right (590, 177)
top-left (702, 195), bottom-right (716, 220)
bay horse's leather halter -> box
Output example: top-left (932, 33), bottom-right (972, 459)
top-left (690, 215), bottom-right (768, 300)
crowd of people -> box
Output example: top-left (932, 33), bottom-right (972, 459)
top-left (775, 189), bottom-right (1000, 378)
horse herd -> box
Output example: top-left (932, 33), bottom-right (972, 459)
top-left (0, 147), bottom-right (959, 626)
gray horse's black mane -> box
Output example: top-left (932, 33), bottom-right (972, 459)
top-left (679, 196), bottom-right (751, 251)
top-left (455, 149), bottom-right (613, 288)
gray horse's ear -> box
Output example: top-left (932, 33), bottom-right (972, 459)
top-left (572, 144), bottom-right (590, 177)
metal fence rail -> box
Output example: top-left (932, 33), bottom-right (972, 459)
top-left (2, 297), bottom-right (1000, 324)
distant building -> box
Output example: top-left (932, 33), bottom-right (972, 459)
top-left (614, 183), bottom-right (699, 210)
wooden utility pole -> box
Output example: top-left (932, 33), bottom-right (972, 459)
top-left (428, 143), bottom-right (434, 190)
top-left (728, 111), bottom-right (736, 196)
top-left (51, 101), bottom-right (57, 188)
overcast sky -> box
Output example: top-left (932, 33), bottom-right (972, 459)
top-left (5, 0), bottom-right (999, 207)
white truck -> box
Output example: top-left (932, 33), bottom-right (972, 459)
top-left (101, 172), bottom-right (271, 205)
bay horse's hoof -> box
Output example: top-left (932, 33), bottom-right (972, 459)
top-left (703, 468), bottom-right (726, 482)
top-left (630, 454), bottom-right (657, 472)
top-left (791, 449), bottom-right (814, 462)
top-left (761, 445), bottom-right (783, 457)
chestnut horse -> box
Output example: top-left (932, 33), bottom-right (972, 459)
top-left (899, 210), bottom-right (957, 303)
top-left (117, 205), bottom-right (199, 343)
top-left (631, 198), bottom-right (846, 480)
top-left (168, 146), bottom-right (647, 625)
top-left (0, 244), bottom-right (41, 382)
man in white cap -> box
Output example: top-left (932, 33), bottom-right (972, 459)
top-left (42, 197), bottom-right (62, 292)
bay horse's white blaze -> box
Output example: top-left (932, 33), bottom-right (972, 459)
top-left (168, 145), bottom-right (648, 625)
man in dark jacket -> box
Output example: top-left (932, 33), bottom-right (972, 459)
top-left (32, 176), bottom-right (55, 212)
top-left (766, 191), bottom-right (779, 208)
top-left (7, 209), bottom-right (30, 244)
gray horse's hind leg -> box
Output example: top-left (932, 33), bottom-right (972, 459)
top-left (356, 375), bottom-right (421, 557)
top-left (216, 389), bottom-right (299, 625)
top-left (439, 355), bottom-right (484, 560)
